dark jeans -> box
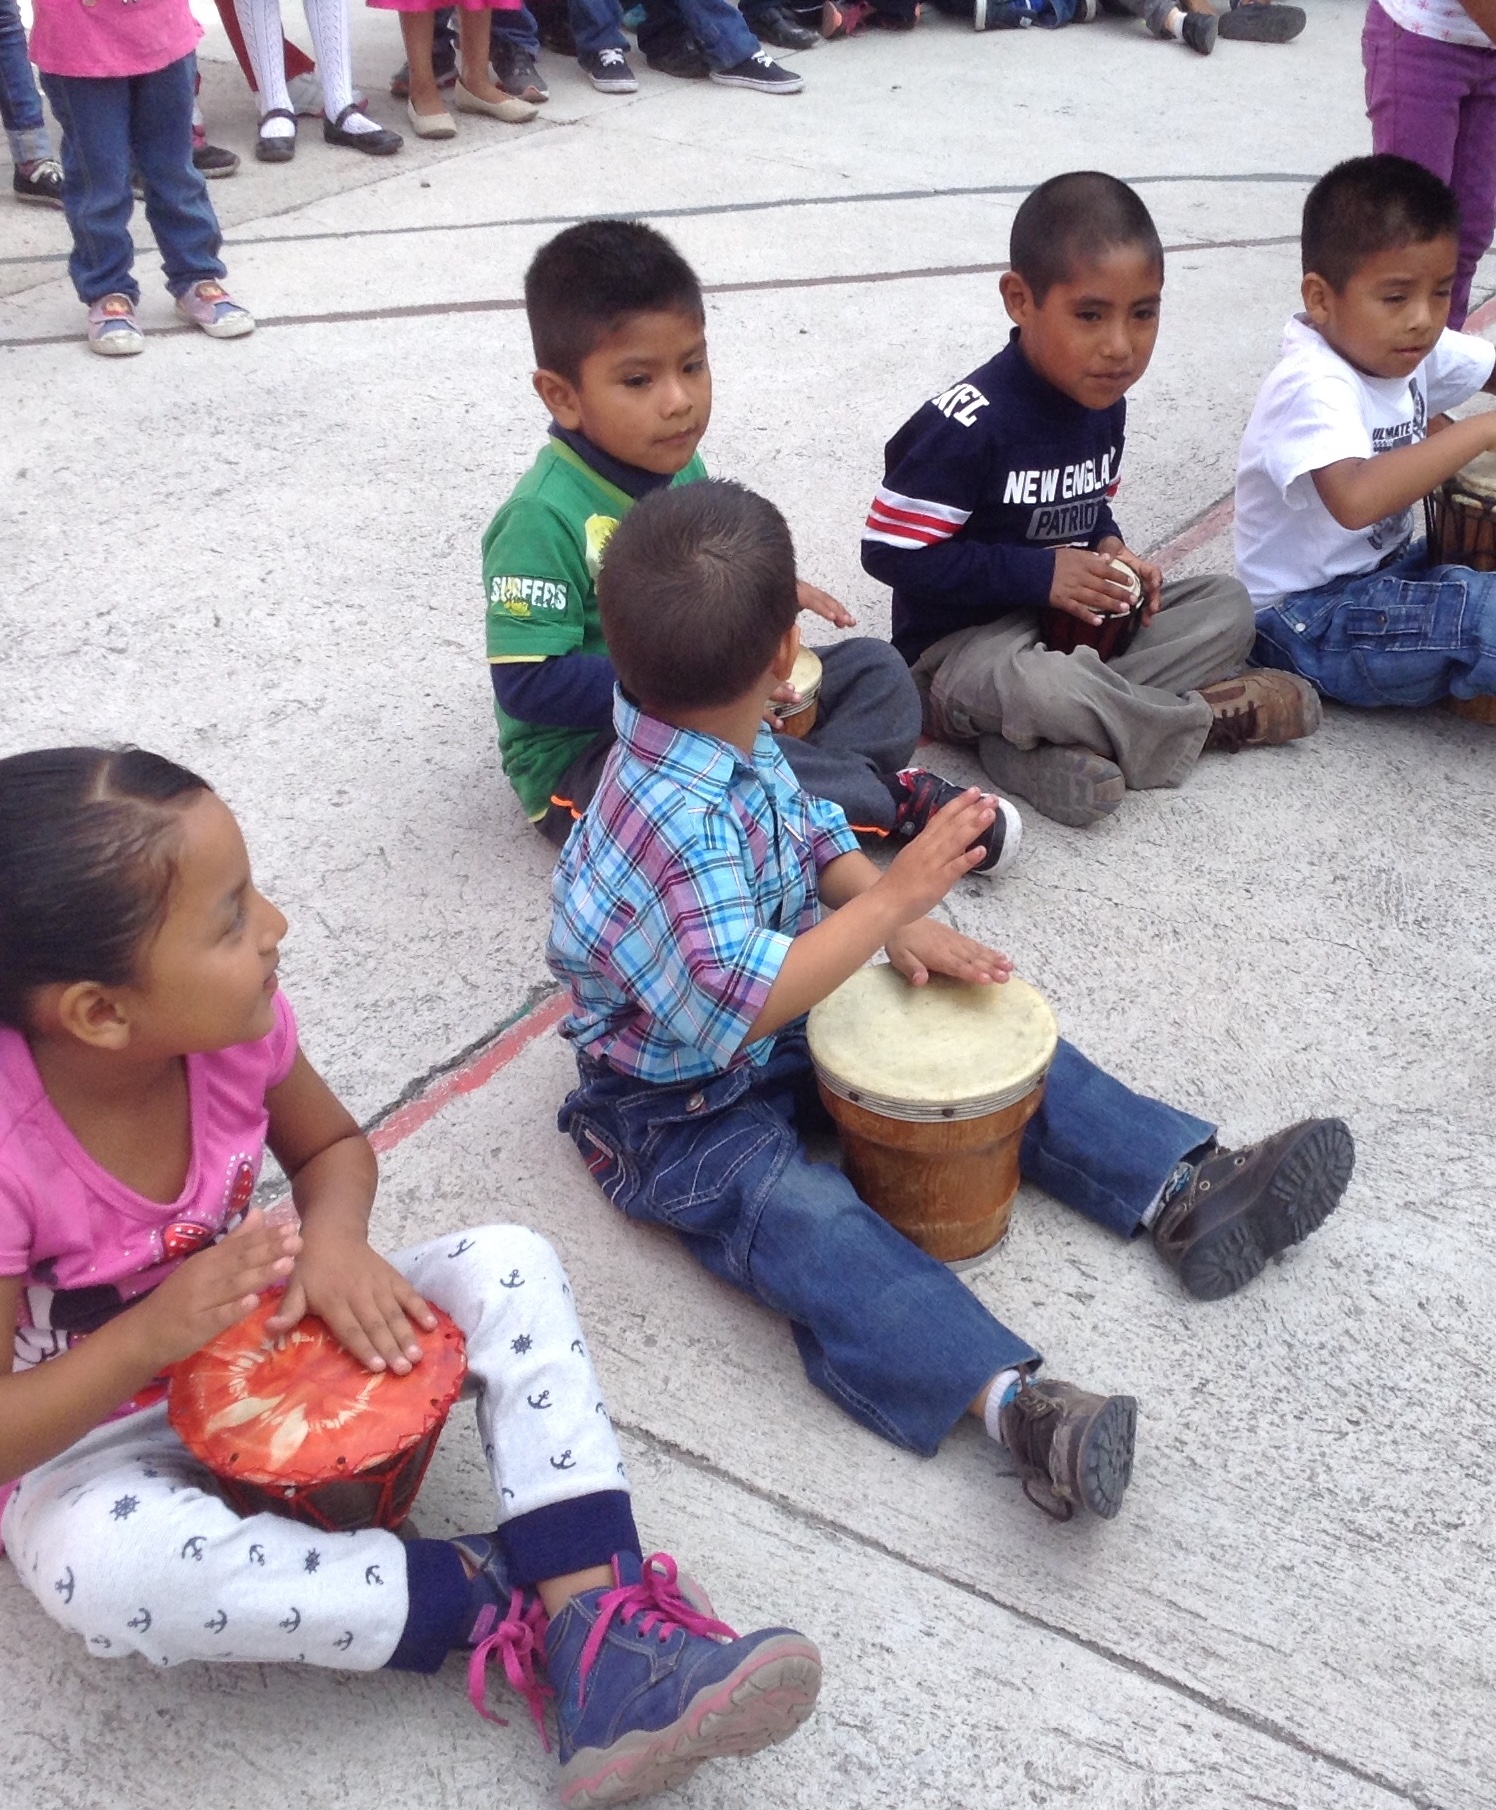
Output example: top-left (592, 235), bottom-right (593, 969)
top-left (537, 639), bottom-right (921, 850)
top-left (636, 0), bottom-right (760, 69)
top-left (40, 54), bottom-right (224, 306)
top-left (559, 1031), bottom-right (1214, 1455)
top-left (432, 0), bottom-right (629, 60)
top-left (0, 0), bottom-right (49, 165)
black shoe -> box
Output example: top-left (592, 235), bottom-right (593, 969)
top-left (580, 46), bottom-right (640, 90)
top-left (1153, 1119), bottom-right (1354, 1301)
top-left (323, 104), bottom-right (403, 154)
top-left (1218, 0), bottom-right (1304, 37)
top-left (255, 108), bottom-right (297, 162)
top-left (493, 41), bottom-right (550, 100)
top-left (193, 142), bottom-right (241, 179)
top-left (645, 35), bottom-right (712, 75)
top-left (708, 48), bottom-right (804, 90)
top-left (390, 56), bottom-right (458, 98)
top-left (750, 4), bottom-right (820, 46)
top-left (890, 768), bottom-right (1022, 878)
top-left (12, 158), bottom-right (63, 207)
top-left (1181, 9), bottom-right (1217, 50)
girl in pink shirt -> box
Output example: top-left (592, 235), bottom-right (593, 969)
top-left (0, 746), bottom-right (818, 1806)
top-left (30, 0), bottom-right (252, 353)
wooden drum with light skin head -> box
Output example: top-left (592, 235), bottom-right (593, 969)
top-left (771, 648), bottom-right (823, 739)
top-left (1039, 559), bottom-right (1145, 662)
top-left (808, 966), bottom-right (1058, 1268)
top-left (1425, 452), bottom-right (1496, 723)
top-left (169, 1296), bottom-right (467, 1533)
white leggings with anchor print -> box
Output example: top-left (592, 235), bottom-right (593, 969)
top-left (2, 1225), bottom-right (625, 1671)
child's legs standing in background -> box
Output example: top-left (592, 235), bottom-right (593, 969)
top-left (37, 70), bottom-right (138, 303)
top-left (0, 0), bottom-right (53, 167)
top-left (128, 56), bottom-right (227, 298)
top-left (1364, 0), bottom-right (1496, 327)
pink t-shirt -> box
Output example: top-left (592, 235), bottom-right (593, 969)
top-left (28, 0), bottom-right (202, 81)
top-left (0, 990), bottom-right (298, 1394)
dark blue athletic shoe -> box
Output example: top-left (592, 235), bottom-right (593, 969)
top-left (545, 1551), bottom-right (821, 1805)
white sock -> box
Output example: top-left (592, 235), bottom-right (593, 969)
top-left (982, 1369), bottom-right (1023, 1443)
top-left (1164, 5), bottom-right (1185, 31)
top-left (301, 0), bottom-right (358, 121)
top-left (232, 0), bottom-right (294, 122)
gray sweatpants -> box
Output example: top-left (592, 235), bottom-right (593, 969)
top-left (911, 574), bottom-right (1255, 791)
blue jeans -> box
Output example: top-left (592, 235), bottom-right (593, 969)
top-left (40, 55), bottom-right (223, 307)
top-left (0, 0), bottom-right (50, 165)
top-left (636, 0), bottom-right (759, 69)
top-left (434, 0), bottom-right (629, 61)
top-left (1254, 541), bottom-right (1496, 708)
top-left (559, 1032), bottom-right (1213, 1456)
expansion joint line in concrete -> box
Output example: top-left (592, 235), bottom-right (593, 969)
top-left (611, 1417), bottom-right (1442, 1810)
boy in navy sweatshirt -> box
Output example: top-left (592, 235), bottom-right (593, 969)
top-left (861, 171), bottom-right (1322, 828)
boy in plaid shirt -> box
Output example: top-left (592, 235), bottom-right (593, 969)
top-left (547, 479), bottom-right (1355, 1524)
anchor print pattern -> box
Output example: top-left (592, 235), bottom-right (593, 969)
top-left (110, 1495), bottom-right (139, 1521)
top-left (527, 1390), bottom-right (552, 1411)
top-left (447, 1239), bottom-right (475, 1260)
top-left (511, 1334), bottom-right (533, 1355)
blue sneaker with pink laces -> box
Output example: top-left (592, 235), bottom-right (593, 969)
top-left (541, 1551), bottom-right (821, 1807)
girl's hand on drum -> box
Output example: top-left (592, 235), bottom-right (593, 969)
top-left (882, 787), bottom-right (996, 917)
top-left (132, 1209), bottom-right (301, 1369)
top-left (267, 1232), bottom-right (437, 1376)
top-left (887, 920), bottom-right (1013, 988)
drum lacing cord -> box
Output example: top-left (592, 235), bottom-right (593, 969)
top-left (468, 1591), bottom-right (554, 1744)
top-left (575, 1552), bottom-right (739, 1708)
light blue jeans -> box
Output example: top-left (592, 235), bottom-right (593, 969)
top-left (0, 0), bottom-right (51, 166)
top-left (560, 1031), bottom-right (1214, 1456)
top-left (1253, 541), bottom-right (1496, 708)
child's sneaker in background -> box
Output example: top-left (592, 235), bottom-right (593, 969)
top-left (174, 281), bottom-right (255, 339)
top-left (87, 293), bottom-right (145, 356)
top-left (12, 159), bottom-right (63, 207)
top-left (892, 767), bottom-right (1022, 876)
top-left (545, 1551), bottom-right (821, 1806)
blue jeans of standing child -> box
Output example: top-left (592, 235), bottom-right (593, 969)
top-left (1253, 541), bottom-right (1496, 708)
top-left (636, 0), bottom-right (760, 70)
top-left (0, 0), bottom-right (51, 165)
top-left (39, 53), bottom-right (225, 306)
top-left (435, 0), bottom-right (631, 66)
top-left (559, 1031), bottom-right (1214, 1457)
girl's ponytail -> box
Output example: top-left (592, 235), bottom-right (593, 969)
top-left (0, 747), bottom-right (211, 1029)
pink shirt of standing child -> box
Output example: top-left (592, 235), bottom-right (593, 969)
top-left (0, 989), bottom-right (298, 1392)
top-left (27, 0), bottom-right (203, 79)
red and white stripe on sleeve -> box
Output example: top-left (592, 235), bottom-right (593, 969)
top-left (863, 485), bottom-right (972, 551)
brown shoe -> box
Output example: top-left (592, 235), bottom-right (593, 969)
top-left (1154, 1118), bottom-right (1354, 1301)
top-left (998, 1378), bottom-right (1136, 1521)
top-left (1200, 670), bottom-right (1322, 751)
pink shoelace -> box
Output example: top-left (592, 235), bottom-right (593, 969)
top-left (575, 1553), bottom-right (738, 1707)
top-left (467, 1590), bottom-right (555, 1746)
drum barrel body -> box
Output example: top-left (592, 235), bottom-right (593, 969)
top-left (1427, 481), bottom-right (1496, 572)
top-left (1038, 602), bottom-right (1143, 662)
top-left (818, 1076), bottom-right (1046, 1264)
top-left (775, 697), bottom-right (820, 739)
top-left (213, 1425), bottom-right (445, 1533)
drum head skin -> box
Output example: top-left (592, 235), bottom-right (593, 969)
top-left (773, 647), bottom-right (823, 719)
top-left (1454, 449), bottom-right (1496, 499)
top-left (169, 1296), bottom-right (467, 1487)
top-left (808, 967), bottom-right (1058, 1121)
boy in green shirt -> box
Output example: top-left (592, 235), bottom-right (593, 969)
top-left (482, 219), bottom-right (1023, 871)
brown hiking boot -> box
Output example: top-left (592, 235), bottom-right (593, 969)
top-left (1154, 1118), bottom-right (1354, 1301)
top-left (1199, 670), bottom-right (1321, 751)
top-left (998, 1378), bottom-right (1137, 1522)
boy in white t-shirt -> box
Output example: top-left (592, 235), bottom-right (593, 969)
top-left (1236, 154), bottom-right (1496, 709)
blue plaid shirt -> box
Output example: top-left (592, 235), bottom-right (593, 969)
top-left (547, 692), bottom-right (861, 1084)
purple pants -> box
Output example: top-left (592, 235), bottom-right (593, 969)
top-left (1363, 0), bottom-right (1496, 327)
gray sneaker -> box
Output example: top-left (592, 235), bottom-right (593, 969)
top-left (977, 736), bottom-right (1124, 828)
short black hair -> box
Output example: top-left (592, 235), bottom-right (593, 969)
top-left (598, 480), bottom-right (799, 714)
top-left (1302, 155), bottom-right (1461, 291)
top-left (1009, 171), bottom-right (1163, 304)
top-left (524, 219), bottom-right (705, 383)
top-left (0, 746), bottom-right (211, 1029)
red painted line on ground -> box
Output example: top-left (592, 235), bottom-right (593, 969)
top-left (369, 992), bottom-right (569, 1156)
top-left (1151, 493), bottom-right (1237, 572)
top-left (1465, 294), bottom-right (1496, 335)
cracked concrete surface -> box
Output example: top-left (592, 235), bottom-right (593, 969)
top-left (3, 1), bottom-right (1495, 1805)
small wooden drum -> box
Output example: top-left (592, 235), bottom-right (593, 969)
top-left (808, 966), bottom-right (1058, 1267)
top-left (169, 1297), bottom-right (467, 1533)
top-left (1039, 558), bottom-right (1144, 661)
top-left (771, 648), bottom-right (823, 739)
top-left (1425, 452), bottom-right (1496, 722)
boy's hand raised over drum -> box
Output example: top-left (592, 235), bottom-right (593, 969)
top-left (880, 786), bottom-right (997, 919)
top-left (887, 919), bottom-right (1012, 989)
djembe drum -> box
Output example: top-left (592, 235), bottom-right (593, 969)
top-left (1426, 451), bottom-right (1496, 723)
top-left (169, 1296), bottom-right (467, 1532)
top-left (1039, 558), bottom-right (1145, 661)
top-left (771, 648), bottom-right (823, 739)
top-left (808, 966), bottom-right (1059, 1268)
